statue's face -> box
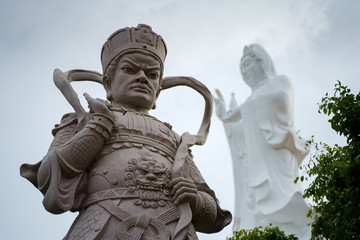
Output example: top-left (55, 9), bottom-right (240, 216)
top-left (106, 52), bottom-right (161, 111)
top-left (240, 54), bottom-right (265, 88)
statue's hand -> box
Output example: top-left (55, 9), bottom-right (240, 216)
top-left (180, 132), bottom-right (196, 147)
top-left (221, 106), bottom-right (241, 122)
top-left (214, 89), bottom-right (227, 119)
top-left (170, 177), bottom-right (198, 210)
top-left (84, 93), bottom-right (115, 120)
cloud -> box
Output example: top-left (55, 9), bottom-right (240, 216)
top-left (2, 1), bottom-right (360, 239)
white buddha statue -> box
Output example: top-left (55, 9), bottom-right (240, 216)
top-left (215, 44), bottom-right (311, 239)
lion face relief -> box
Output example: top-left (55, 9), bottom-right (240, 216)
top-left (134, 159), bottom-right (169, 191)
top-left (125, 148), bottom-right (172, 192)
top-left (124, 148), bottom-right (172, 208)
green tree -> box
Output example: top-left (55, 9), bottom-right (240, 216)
top-left (227, 225), bottom-right (298, 240)
top-left (298, 81), bottom-right (360, 239)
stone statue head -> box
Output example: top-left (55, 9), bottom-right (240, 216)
top-left (101, 24), bottom-right (167, 110)
top-left (240, 44), bottom-right (276, 88)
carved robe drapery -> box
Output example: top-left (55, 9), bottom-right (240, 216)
top-left (222, 76), bottom-right (310, 237)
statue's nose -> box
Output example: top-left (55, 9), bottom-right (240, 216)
top-left (136, 70), bottom-right (148, 84)
top-left (146, 172), bottom-right (156, 181)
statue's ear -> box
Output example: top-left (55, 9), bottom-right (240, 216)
top-left (103, 77), bottom-right (113, 101)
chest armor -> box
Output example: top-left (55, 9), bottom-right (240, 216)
top-left (87, 111), bottom-right (180, 210)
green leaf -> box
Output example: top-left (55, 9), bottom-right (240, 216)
top-left (297, 82), bottom-right (360, 239)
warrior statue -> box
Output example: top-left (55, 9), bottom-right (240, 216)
top-left (214, 44), bottom-right (310, 239)
top-left (20, 24), bottom-right (231, 240)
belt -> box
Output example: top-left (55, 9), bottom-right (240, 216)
top-left (84, 188), bottom-right (172, 208)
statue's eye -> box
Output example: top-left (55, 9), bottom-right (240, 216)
top-left (122, 67), bottom-right (135, 74)
top-left (147, 72), bottom-right (159, 79)
top-left (139, 169), bottom-right (146, 175)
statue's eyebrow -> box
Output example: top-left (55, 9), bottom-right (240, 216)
top-left (146, 65), bottom-right (161, 71)
top-left (240, 56), bottom-right (251, 65)
top-left (120, 58), bottom-right (140, 67)
top-left (121, 58), bottom-right (160, 71)
top-left (138, 164), bottom-right (149, 171)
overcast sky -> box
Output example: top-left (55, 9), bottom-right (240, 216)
top-left (1, 0), bottom-right (360, 239)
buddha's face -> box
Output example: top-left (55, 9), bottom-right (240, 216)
top-left (240, 54), bottom-right (265, 88)
top-left (105, 52), bottom-right (161, 112)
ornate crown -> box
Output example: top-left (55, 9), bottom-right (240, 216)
top-left (101, 24), bottom-right (167, 73)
